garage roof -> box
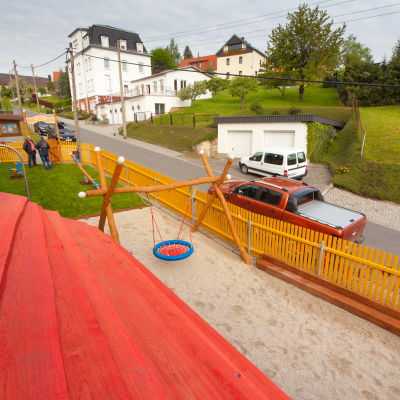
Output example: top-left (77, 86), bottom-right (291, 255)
top-left (214, 114), bottom-right (346, 129)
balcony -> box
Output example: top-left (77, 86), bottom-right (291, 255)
top-left (222, 48), bottom-right (246, 57)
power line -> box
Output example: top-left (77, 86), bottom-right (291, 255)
top-left (143, 0), bottom-right (336, 40)
top-left (17, 51), bottom-right (67, 69)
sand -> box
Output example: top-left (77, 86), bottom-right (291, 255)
top-left (83, 205), bottom-right (400, 400)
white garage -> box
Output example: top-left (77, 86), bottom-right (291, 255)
top-left (215, 114), bottom-right (345, 158)
top-left (228, 131), bottom-right (252, 158)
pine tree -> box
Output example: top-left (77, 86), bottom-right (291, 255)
top-left (391, 38), bottom-right (400, 64)
top-left (183, 45), bottom-right (193, 60)
top-left (165, 39), bottom-right (181, 66)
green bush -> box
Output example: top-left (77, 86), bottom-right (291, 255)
top-left (207, 122), bottom-right (218, 129)
top-left (250, 102), bottom-right (264, 115)
top-left (322, 74), bottom-right (333, 88)
top-left (306, 122), bottom-right (336, 162)
top-left (289, 106), bottom-right (302, 115)
top-left (53, 98), bottom-right (72, 109)
top-left (271, 110), bottom-right (281, 115)
top-left (63, 105), bottom-right (72, 112)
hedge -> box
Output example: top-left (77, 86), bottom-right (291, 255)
top-left (306, 122), bottom-right (336, 163)
top-left (53, 98), bottom-right (72, 109)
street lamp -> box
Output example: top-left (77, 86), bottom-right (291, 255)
top-left (105, 74), bottom-right (116, 136)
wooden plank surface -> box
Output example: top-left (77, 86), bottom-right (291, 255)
top-left (40, 209), bottom-right (133, 399)
top-left (0, 202), bottom-right (68, 399)
top-left (73, 223), bottom-right (289, 400)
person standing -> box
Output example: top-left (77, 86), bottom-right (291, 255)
top-left (35, 136), bottom-right (53, 170)
top-left (22, 136), bottom-right (37, 168)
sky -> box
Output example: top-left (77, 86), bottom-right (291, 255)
top-left (1, 0), bottom-right (399, 80)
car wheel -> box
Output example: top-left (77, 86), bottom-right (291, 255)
top-left (241, 164), bottom-right (248, 174)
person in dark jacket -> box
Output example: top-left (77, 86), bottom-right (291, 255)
top-left (22, 136), bottom-right (37, 168)
top-left (35, 137), bottom-right (53, 170)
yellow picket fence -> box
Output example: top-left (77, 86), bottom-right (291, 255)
top-left (2, 142), bottom-right (400, 311)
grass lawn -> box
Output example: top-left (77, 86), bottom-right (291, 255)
top-left (0, 163), bottom-right (146, 218)
top-left (360, 106), bottom-right (400, 164)
top-left (124, 122), bottom-right (217, 152)
top-left (22, 95), bottom-right (63, 113)
top-left (318, 114), bottom-right (400, 204)
top-left (159, 85), bottom-right (341, 119)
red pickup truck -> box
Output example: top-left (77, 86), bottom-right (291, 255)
top-left (208, 177), bottom-right (366, 243)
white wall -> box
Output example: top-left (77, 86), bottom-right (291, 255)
top-left (217, 122), bottom-right (308, 157)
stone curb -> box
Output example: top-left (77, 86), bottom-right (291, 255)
top-left (322, 183), bottom-right (334, 197)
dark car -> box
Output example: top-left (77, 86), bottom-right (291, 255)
top-left (46, 123), bottom-right (76, 142)
top-left (34, 121), bottom-right (50, 135)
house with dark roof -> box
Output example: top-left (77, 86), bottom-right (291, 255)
top-left (66, 24), bottom-right (151, 113)
top-left (216, 35), bottom-right (266, 79)
top-left (0, 73), bottom-right (50, 88)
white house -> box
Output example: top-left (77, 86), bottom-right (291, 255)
top-left (66, 24), bottom-right (151, 113)
top-left (215, 114), bottom-right (346, 158)
top-left (96, 66), bottom-right (213, 124)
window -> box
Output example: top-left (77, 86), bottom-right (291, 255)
top-left (141, 84), bottom-right (144, 94)
top-left (264, 153), bottom-right (283, 165)
top-left (259, 188), bottom-right (282, 206)
top-left (87, 80), bottom-right (90, 91)
top-left (255, 71), bottom-right (258, 76)
top-left (174, 79), bottom-right (178, 91)
top-left (287, 154), bottom-right (297, 166)
top-left (124, 82), bottom-right (129, 91)
top-left (153, 81), bottom-right (157, 92)
top-left (226, 58), bottom-right (230, 65)
top-left (104, 58), bottom-right (110, 69)
top-left (136, 42), bottom-right (143, 53)
top-left (85, 59), bottom-right (88, 71)
top-left (79, 83), bottom-right (83, 94)
top-left (90, 79), bottom-right (93, 91)
top-left (251, 152), bottom-right (263, 162)
top-left (88, 58), bottom-right (91, 70)
top-left (146, 84), bottom-right (150, 93)
top-left (297, 192), bottom-right (314, 205)
top-left (139, 62), bottom-right (143, 73)
top-left (226, 72), bottom-right (230, 79)
top-left (101, 36), bottom-right (109, 48)
top-left (119, 40), bottom-right (127, 50)
top-left (77, 63), bottom-right (81, 74)
top-left (73, 39), bottom-right (78, 49)
top-left (180, 80), bottom-right (186, 89)
top-left (210, 61), bottom-right (214, 66)
top-left (298, 152), bottom-right (306, 163)
top-left (239, 56), bottom-right (243, 64)
top-left (228, 43), bottom-right (242, 51)
top-left (234, 185), bottom-right (258, 199)
top-left (155, 104), bottom-right (165, 114)
top-left (239, 71), bottom-right (242, 75)
top-left (122, 60), bottom-right (127, 71)
top-left (160, 79), bottom-right (164, 92)
top-left (200, 62), bottom-right (203, 68)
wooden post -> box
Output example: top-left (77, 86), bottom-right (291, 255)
top-left (199, 151), bottom-right (251, 265)
top-left (52, 110), bottom-right (64, 163)
top-left (192, 156), bottom-right (233, 233)
top-left (22, 110), bottom-right (29, 137)
top-left (95, 148), bottom-right (119, 243)
top-left (31, 65), bottom-right (40, 113)
top-left (98, 157), bottom-right (124, 233)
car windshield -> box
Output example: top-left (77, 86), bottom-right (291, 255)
top-left (61, 127), bottom-right (73, 133)
top-left (39, 122), bottom-right (48, 126)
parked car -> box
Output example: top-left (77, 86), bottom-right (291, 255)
top-left (34, 121), bottom-right (50, 135)
top-left (208, 176), bottom-right (366, 243)
top-left (46, 123), bottom-right (76, 142)
top-left (239, 146), bottom-right (307, 180)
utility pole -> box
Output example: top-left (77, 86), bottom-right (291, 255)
top-left (13, 61), bottom-right (23, 116)
top-left (106, 75), bottom-right (116, 136)
top-left (117, 39), bottom-right (127, 139)
top-left (31, 64), bottom-right (40, 113)
top-left (68, 43), bottom-right (82, 160)
top-left (9, 71), bottom-right (16, 101)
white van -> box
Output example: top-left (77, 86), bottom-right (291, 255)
top-left (239, 146), bottom-right (308, 180)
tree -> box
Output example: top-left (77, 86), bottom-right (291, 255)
top-left (391, 38), bottom-right (400, 64)
top-left (183, 45), bottom-right (193, 60)
top-left (206, 77), bottom-right (230, 102)
top-left (179, 80), bottom-right (208, 107)
top-left (341, 34), bottom-right (373, 67)
top-left (150, 47), bottom-right (176, 74)
top-left (38, 86), bottom-right (46, 96)
top-left (228, 76), bottom-right (259, 108)
top-left (56, 67), bottom-right (71, 100)
top-left (203, 66), bottom-right (215, 74)
top-left (10, 77), bottom-right (32, 104)
top-left (259, 71), bottom-right (293, 98)
top-left (267, 4), bottom-right (346, 101)
top-left (1, 96), bottom-right (13, 113)
top-left (165, 39), bottom-right (181, 66)
top-left (46, 81), bottom-right (55, 94)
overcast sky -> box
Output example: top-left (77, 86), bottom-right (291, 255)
top-left (1, 0), bottom-right (399, 79)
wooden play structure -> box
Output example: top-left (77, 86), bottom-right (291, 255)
top-left (73, 147), bottom-right (251, 265)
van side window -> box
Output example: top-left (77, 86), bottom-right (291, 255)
top-left (297, 192), bottom-right (314, 204)
top-left (236, 185), bottom-right (259, 199)
top-left (252, 152), bottom-right (263, 162)
top-left (259, 188), bottom-right (282, 206)
top-left (264, 153), bottom-right (283, 165)
top-left (287, 153), bottom-right (297, 166)
top-left (298, 152), bottom-right (306, 163)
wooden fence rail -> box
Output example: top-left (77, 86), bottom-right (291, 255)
top-left (2, 142), bottom-right (399, 311)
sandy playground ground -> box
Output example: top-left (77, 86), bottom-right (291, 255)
top-left (82, 205), bottom-right (400, 400)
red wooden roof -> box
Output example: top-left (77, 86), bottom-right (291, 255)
top-left (0, 192), bottom-right (290, 399)
top-left (0, 114), bottom-right (23, 121)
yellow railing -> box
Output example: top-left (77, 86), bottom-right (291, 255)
top-left (3, 142), bottom-right (400, 311)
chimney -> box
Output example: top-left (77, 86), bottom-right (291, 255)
top-left (241, 37), bottom-right (244, 41)
top-left (48, 74), bottom-right (51, 81)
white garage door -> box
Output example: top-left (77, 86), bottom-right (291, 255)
top-left (228, 131), bottom-right (252, 158)
top-left (264, 130), bottom-right (295, 147)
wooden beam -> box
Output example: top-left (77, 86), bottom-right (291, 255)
top-left (85, 176), bottom-right (224, 197)
top-left (22, 110), bottom-right (29, 137)
top-left (99, 157), bottom-right (124, 234)
top-left (70, 154), bottom-right (97, 186)
top-left (199, 152), bottom-right (251, 266)
top-left (192, 157), bottom-right (233, 233)
top-left (52, 111), bottom-right (64, 163)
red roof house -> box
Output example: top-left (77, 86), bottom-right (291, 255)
top-left (0, 191), bottom-right (289, 399)
top-left (179, 55), bottom-right (217, 71)
top-left (53, 71), bottom-right (61, 82)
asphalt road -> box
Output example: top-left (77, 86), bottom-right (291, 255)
top-left (20, 107), bottom-right (400, 257)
